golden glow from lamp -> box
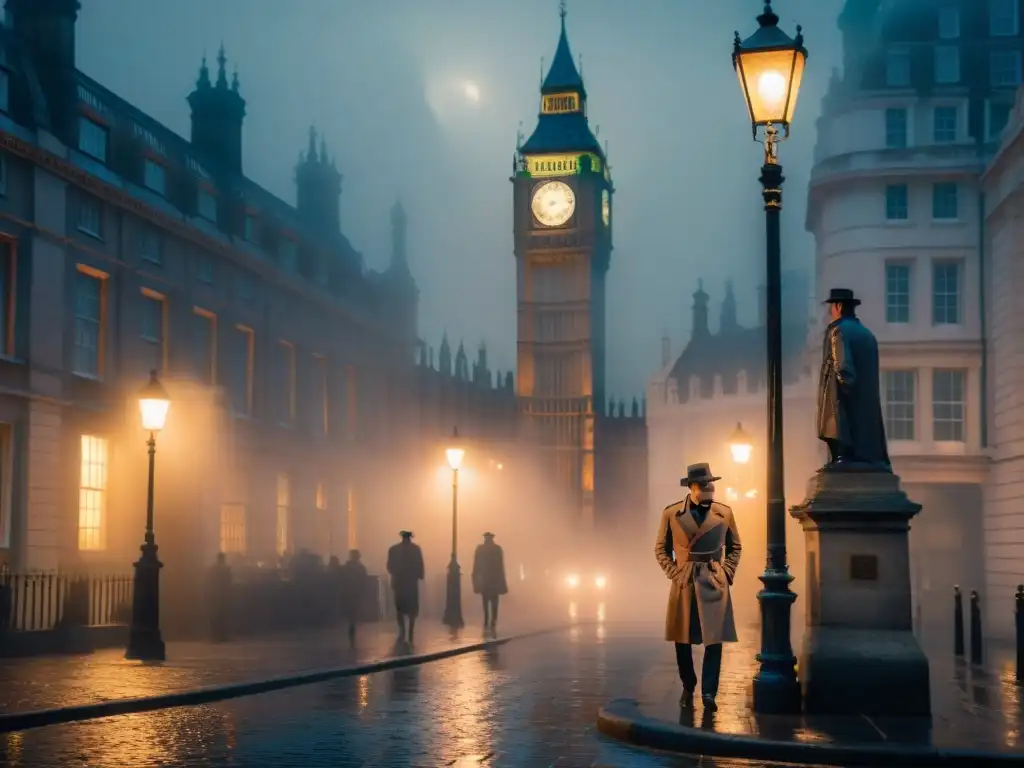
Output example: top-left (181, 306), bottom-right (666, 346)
top-left (138, 369), bottom-right (170, 432)
top-left (446, 426), bottom-right (465, 471)
top-left (565, 573), bottom-right (580, 589)
top-left (729, 421), bottom-right (753, 465)
top-left (594, 575), bottom-right (607, 590)
top-left (732, 1), bottom-right (807, 137)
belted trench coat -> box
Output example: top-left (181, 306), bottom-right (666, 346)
top-left (654, 497), bottom-right (742, 646)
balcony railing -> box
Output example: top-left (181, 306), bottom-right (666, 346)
top-left (0, 572), bottom-right (133, 633)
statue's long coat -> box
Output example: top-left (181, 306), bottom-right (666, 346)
top-left (654, 497), bottom-right (742, 646)
top-left (386, 541), bottom-right (424, 618)
top-left (817, 316), bottom-right (891, 466)
top-left (472, 542), bottom-right (508, 597)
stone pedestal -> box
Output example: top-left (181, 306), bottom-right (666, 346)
top-left (790, 468), bottom-right (931, 717)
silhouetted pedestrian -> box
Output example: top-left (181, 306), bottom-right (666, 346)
top-left (387, 531), bottom-right (424, 644)
top-left (472, 532), bottom-right (507, 634)
top-left (340, 549), bottom-right (368, 646)
top-left (207, 553), bottom-right (233, 642)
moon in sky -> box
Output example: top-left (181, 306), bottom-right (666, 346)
top-left (463, 81), bottom-right (481, 103)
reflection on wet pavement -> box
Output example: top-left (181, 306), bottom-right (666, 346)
top-left (0, 623), bottom-right (838, 767)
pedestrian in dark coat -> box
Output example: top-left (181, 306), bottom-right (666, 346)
top-left (386, 531), bottom-right (424, 643)
top-left (340, 549), bottom-right (368, 646)
top-left (472, 532), bottom-right (508, 633)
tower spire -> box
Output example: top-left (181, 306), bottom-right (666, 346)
top-left (560, 0), bottom-right (567, 25)
top-left (216, 42), bottom-right (228, 88)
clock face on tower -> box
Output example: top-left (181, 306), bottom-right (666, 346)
top-left (531, 180), bottom-right (576, 227)
top-left (601, 189), bottom-right (610, 227)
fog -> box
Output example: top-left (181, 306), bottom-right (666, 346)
top-left (75, 0), bottom-right (844, 398)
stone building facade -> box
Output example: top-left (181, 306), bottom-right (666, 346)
top-left (0, 0), bottom-right (516, 602)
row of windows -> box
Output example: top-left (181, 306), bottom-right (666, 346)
top-left (933, 1), bottom-right (1020, 40)
top-left (887, 47), bottom-right (1022, 89)
top-left (884, 261), bottom-right (962, 325)
top-left (70, 267), bottom-right (348, 434)
top-left (882, 368), bottom-right (966, 443)
top-left (885, 182), bottom-right (960, 221)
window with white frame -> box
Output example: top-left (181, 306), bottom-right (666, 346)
top-left (886, 184), bottom-right (909, 220)
top-left (0, 423), bottom-right (11, 550)
top-left (197, 188), bottom-right (217, 221)
top-left (140, 291), bottom-right (165, 371)
top-left (886, 48), bottom-right (911, 86)
top-left (219, 503), bottom-right (247, 555)
top-left (77, 195), bottom-right (102, 238)
top-left (885, 263), bottom-right (911, 323)
top-left (73, 269), bottom-right (103, 378)
top-left (932, 182), bottom-right (958, 220)
top-left (143, 158), bottom-right (166, 196)
top-left (78, 434), bottom-right (109, 550)
top-left (882, 370), bottom-right (916, 441)
top-left (934, 46), bottom-right (960, 84)
top-left (885, 108), bottom-right (908, 149)
top-left (933, 106), bottom-right (958, 142)
top-left (990, 50), bottom-right (1022, 87)
top-left (932, 261), bottom-right (961, 324)
top-left (280, 238), bottom-right (299, 271)
top-left (938, 5), bottom-right (961, 39)
top-left (276, 474), bottom-right (291, 557)
top-left (932, 369), bottom-right (966, 442)
top-left (78, 117), bottom-right (108, 163)
top-left (140, 226), bottom-right (162, 265)
top-left (989, 0), bottom-right (1019, 36)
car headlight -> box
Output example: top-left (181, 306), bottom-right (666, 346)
top-left (565, 573), bottom-right (580, 589)
top-left (594, 575), bottom-right (607, 590)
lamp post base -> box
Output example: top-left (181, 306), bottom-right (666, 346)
top-left (125, 541), bottom-right (165, 662)
top-left (442, 558), bottom-right (464, 630)
top-left (752, 567), bottom-right (800, 715)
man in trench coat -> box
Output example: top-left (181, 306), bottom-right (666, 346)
top-left (472, 532), bottom-right (508, 634)
top-left (654, 462), bottom-right (742, 711)
top-left (386, 530), bottom-right (425, 644)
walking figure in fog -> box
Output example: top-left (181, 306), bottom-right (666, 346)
top-left (387, 531), bottom-right (424, 644)
top-left (207, 552), bottom-right (232, 642)
top-left (654, 463), bottom-right (742, 712)
top-left (472, 532), bottom-right (508, 635)
top-left (340, 549), bottom-right (368, 647)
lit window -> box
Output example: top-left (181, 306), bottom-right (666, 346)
top-left (990, 50), bottom-right (1022, 87)
top-left (280, 238), bottom-right (299, 271)
top-left (882, 370), bottom-right (916, 441)
top-left (886, 48), bottom-right (911, 87)
top-left (276, 474), bottom-right (291, 557)
top-left (219, 503), bottom-right (246, 554)
top-left (933, 106), bottom-right (958, 142)
top-left (932, 262), bottom-right (961, 324)
top-left (198, 188), bottom-right (217, 221)
top-left (938, 6), bottom-right (960, 39)
top-left (140, 291), bottom-right (165, 372)
top-left (885, 184), bottom-right (909, 220)
top-left (78, 435), bottom-right (109, 550)
top-left (192, 308), bottom-right (216, 385)
top-left (932, 182), bottom-right (958, 220)
top-left (278, 341), bottom-right (296, 425)
top-left (885, 108), bottom-right (907, 149)
top-left (78, 117), bottom-right (108, 163)
top-left (885, 263), bottom-right (910, 324)
top-left (989, 0), bottom-right (1019, 36)
top-left (934, 46), bottom-right (960, 84)
top-left (140, 227), bottom-right (162, 265)
top-left (932, 369), bottom-right (966, 442)
top-left (77, 195), bottom-right (102, 238)
top-left (143, 158), bottom-right (166, 196)
top-left (73, 269), bottom-right (103, 378)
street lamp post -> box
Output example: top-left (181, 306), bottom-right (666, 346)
top-left (126, 370), bottom-right (171, 661)
top-left (732, 0), bottom-right (806, 714)
top-left (443, 427), bottom-right (466, 630)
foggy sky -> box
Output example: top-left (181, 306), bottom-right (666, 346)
top-left (76, 0), bottom-right (843, 397)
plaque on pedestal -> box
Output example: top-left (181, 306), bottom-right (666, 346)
top-left (790, 468), bottom-right (931, 717)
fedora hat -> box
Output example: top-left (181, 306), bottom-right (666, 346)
top-left (399, 530), bottom-right (413, 539)
top-left (823, 287), bottom-right (861, 306)
top-left (482, 532), bottom-right (495, 539)
top-left (681, 462), bottom-right (721, 487)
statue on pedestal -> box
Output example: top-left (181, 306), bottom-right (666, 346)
top-left (817, 288), bottom-right (891, 471)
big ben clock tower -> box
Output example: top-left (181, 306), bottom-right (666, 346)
top-left (512, 2), bottom-right (613, 529)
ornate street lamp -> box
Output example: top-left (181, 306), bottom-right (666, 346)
top-left (728, 422), bottom-right (753, 466)
top-left (732, 0), bottom-right (806, 715)
top-left (443, 427), bottom-right (465, 631)
top-left (126, 370), bottom-right (171, 661)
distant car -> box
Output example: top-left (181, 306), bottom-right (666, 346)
top-left (516, 563), bottom-right (610, 611)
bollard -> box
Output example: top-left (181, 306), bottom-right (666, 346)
top-left (953, 585), bottom-right (964, 657)
top-left (1016, 585), bottom-right (1023, 683)
top-left (970, 590), bottom-right (983, 666)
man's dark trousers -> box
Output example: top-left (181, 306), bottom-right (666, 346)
top-left (482, 594), bottom-right (499, 627)
top-left (675, 642), bottom-right (722, 696)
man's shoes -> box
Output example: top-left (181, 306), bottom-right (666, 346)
top-left (679, 689), bottom-right (694, 708)
top-left (702, 694), bottom-right (718, 712)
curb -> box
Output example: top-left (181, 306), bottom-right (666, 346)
top-left (596, 699), bottom-right (1023, 768)
top-left (0, 626), bottom-right (567, 733)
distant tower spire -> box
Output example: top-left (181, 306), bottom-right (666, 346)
top-left (307, 125), bottom-right (318, 161)
top-left (197, 53), bottom-right (211, 89)
top-left (216, 42), bottom-right (228, 88)
top-left (560, 0), bottom-right (567, 24)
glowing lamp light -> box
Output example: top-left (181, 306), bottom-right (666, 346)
top-left (732, 1), bottom-right (807, 137)
top-left (745, 489), bottom-right (758, 499)
top-left (138, 369), bottom-right (170, 432)
top-left (565, 573), bottom-right (580, 589)
top-left (729, 422), bottom-right (753, 465)
top-left (446, 426), bottom-right (465, 471)
top-left (594, 575), bottom-right (607, 590)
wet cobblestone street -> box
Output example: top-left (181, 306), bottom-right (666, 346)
top-left (0, 623), bottom-right (837, 768)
